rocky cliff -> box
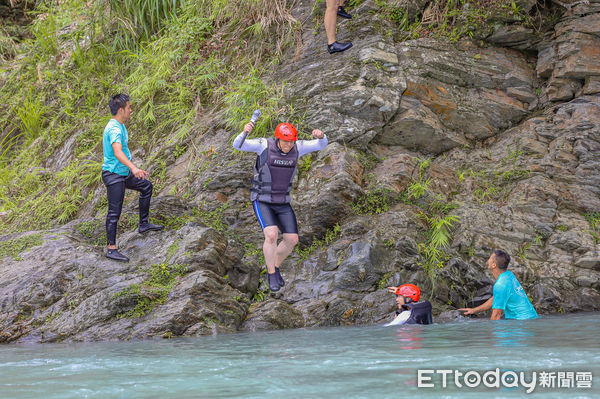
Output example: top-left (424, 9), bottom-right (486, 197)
top-left (1, 0), bottom-right (600, 343)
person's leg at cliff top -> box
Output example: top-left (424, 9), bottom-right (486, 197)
top-left (102, 94), bottom-right (163, 262)
top-left (325, 0), bottom-right (352, 54)
top-left (337, 0), bottom-right (352, 19)
top-left (232, 122), bottom-right (328, 292)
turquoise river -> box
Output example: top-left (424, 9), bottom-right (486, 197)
top-left (1, 312), bottom-right (599, 398)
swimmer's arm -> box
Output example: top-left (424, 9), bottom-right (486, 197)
top-left (490, 308), bottom-right (503, 320)
top-left (459, 297), bottom-right (493, 315)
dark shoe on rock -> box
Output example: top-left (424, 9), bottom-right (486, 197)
top-left (267, 272), bottom-right (281, 292)
top-left (138, 222), bottom-right (164, 234)
top-left (327, 41), bottom-right (353, 54)
top-left (106, 249), bottom-right (130, 262)
top-left (337, 6), bottom-right (352, 19)
top-left (275, 267), bottom-right (285, 287)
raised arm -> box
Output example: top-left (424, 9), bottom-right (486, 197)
top-left (297, 129), bottom-right (328, 157)
top-left (232, 122), bottom-right (267, 154)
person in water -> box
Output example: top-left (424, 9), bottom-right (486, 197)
top-left (459, 250), bottom-right (538, 320)
top-left (385, 284), bottom-right (432, 326)
top-left (101, 94), bottom-right (163, 262)
top-left (233, 121), bottom-right (328, 292)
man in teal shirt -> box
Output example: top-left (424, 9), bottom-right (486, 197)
top-left (459, 250), bottom-right (538, 320)
top-left (102, 94), bottom-right (163, 262)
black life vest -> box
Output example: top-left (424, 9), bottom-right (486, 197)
top-left (251, 138), bottom-right (298, 204)
top-left (396, 300), bottom-right (433, 325)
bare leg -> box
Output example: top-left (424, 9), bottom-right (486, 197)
top-left (262, 225), bottom-right (279, 274)
top-left (325, 0), bottom-right (338, 45)
top-left (275, 233), bottom-right (299, 268)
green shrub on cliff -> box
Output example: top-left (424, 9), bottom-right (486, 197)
top-left (0, 0), bottom-right (300, 234)
top-left (376, 0), bottom-right (553, 43)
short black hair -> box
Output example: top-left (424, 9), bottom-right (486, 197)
top-left (109, 94), bottom-right (130, 116)
top-left (493, 250), bottom-right (510, 270)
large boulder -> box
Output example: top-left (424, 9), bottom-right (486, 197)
top-left (380, 39), bottom-right (537, 153)
top-left (0, 220), bottom-right (252, 343)
top-left (240, 300), bottom-right (305, 331)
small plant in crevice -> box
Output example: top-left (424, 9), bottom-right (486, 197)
top-left (516, 242), bottom-right (531, 262)
top-left (461, 142), bottom-right (531, 206)
top-left (351, 187), bottom-right (396, 215)
top-left (407, 157), bottom-right (431, 201)
top-left (556, 224), bottom-right (568, 232)
top-left (584, 212), bottom-right (600, 245)
top-left (533, 228), bottom-right (547, 248)
top-left (252, 282), bottom-right (270, 303)
top-left (299, 155), bottom-right (313, 175)
top-left (377, 271), bottom-right (395, 290)
top-left (295, 223), bottom-right (341, 262)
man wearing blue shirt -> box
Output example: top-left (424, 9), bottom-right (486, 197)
top-left (459, 250), bottom-right (538, 320)
top-left (102, 94), bottom-right (163, 262)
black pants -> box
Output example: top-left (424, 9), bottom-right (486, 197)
top-left (102, 170), bottom-right (153, 246)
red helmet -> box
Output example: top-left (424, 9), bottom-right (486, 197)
top-left (275, 123), bottom-right (298, 141)
top-left (394, 284), bottom-right (421, 302)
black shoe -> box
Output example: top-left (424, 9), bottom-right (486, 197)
top-left (275, 267), bottom-right (285, 287)
top-left (106, 249), bottom-right (130, 262)
top-left (267, 272), bottom-right (281, 292)
top-left (138, 222), bottom-right (164, 234)
top-left (337, 6), bottom-right (352, 19)
top-left (327, 41), bottom-right (353, 54)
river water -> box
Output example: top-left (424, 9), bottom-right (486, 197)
top-left (1, 312), bottom-right (599, 398)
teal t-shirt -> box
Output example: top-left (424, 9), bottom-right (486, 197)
top-left (492, 270), bottom-right (538, 320)
top-left (102, 119), bottom-right (131, 176)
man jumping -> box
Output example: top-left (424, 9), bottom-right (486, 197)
top-left (233, 121), bottom-right (328, 292)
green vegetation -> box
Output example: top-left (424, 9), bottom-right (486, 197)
top-left (516, 241), bottom-right (531, 261)
top-left (584, 212), bottom-right (600, 245)
top-left (75, 216), bottom-right (138, 246)
top-left (407, 158), bottom-right (431, 200)
top-left (459, 143), bottom-right (531, 205)
top-left (0, 0), bottom-right (300, 234)
top-left (113, 262), bottom-right (188, 318)
top-left (377, 271), bottom-right (394, 290)
top-left (296, 223), bottom-right (341, 262)
top-left (75, 219), bottom-right (106, 247)
top-left (395, 157), bottom-right (461, 276)
top-left (252, 284), bottom-right (269, 302)
top-left (351, 187), bottom-right (395, 215)
top-left (0, 233), bottom-right (43, 261)
top-left (417, 210), bottom-right (460, 275)
top-left (375, 0), bottom-right (553, 43)
top-left (299, 155), bottom-right (314, 174)
top-left (354, 151), bottom-right (379, 171)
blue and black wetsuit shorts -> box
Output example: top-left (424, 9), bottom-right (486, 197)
top-left (252, 200), bottom-right (298, 234)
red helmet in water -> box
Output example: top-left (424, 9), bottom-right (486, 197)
top-left (275, 123), bottom-right (298, 141)
top-left (394, 284), bottom-right (421, 303)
